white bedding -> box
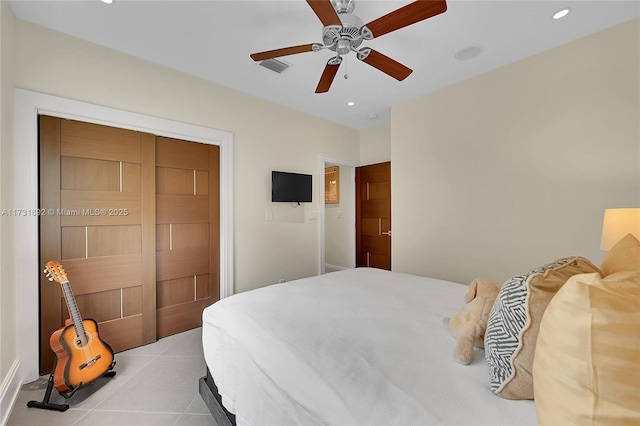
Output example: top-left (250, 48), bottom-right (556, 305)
top-left (202, 268), bottom-right (536, 425)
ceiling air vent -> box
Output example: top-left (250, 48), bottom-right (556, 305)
top-left (259, 58), bottom-right (290, 74)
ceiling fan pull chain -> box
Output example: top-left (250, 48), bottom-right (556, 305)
top-left (344, 54), bottom-right (349, 80)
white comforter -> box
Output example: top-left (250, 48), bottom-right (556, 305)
top-left (202, 268), bottom-right (536, 425)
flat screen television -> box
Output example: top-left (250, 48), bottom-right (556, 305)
top-left (272, 171), bottom-right (312, 203)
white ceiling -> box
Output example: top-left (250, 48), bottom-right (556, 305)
top-left (8, 0), bottom-right (640, 130)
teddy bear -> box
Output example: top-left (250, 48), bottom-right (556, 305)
top-left (445, 277), bottom-right (501, 365)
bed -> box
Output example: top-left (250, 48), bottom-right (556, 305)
top-left (200, 267), bottom-right (537, 425)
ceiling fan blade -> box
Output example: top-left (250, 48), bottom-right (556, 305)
top-left (306, 0), bottom-right (342, 27)
top-left (357, 48), bottom-right (412, 81)
top-left (315, 58), bottom-right (342, 93)
top-left (250, 43), bottom-right (316, 61)
top-left (364, 0), bottom-right (447, 39)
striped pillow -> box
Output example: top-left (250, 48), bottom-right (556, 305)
top-left (484, 256), bottom-right (601, 399)
top-left (533, 271), bottom-right (640, 425)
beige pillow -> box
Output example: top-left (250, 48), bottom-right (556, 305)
top-left (533, 271), bottom-right (640, 425)
top-left (601, 234), bottom-right (640, 276)
top-left (485, 257), bottom-right (601, 399)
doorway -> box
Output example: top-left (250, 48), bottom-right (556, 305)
top-left (319, 155), bottom-right (358, 274)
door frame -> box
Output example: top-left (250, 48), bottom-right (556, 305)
top-left (14, 89), bottom-right (234, 383)
top-left (317, 154), bottom-right (359, 275)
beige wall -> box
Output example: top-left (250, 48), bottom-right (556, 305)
top-left (13, 20), bottom-right (360, 294)
top-left (0, 0), bottom-right (16, 415)
top-left (359, 121), bottom-right (390, 165)
top-left (391, 18), bottom-right (640, 285)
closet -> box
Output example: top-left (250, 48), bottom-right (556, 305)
top-left (38, 116), bottom-right (219, 373)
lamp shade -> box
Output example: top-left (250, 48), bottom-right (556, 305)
top-left (601, 208), bottom-right (640, 251)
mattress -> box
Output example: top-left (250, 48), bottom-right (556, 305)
top-left (202, 267), bottom-right (536, 425)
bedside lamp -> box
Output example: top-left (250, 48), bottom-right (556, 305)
top-left (600, 208), bottom-right (640, 251)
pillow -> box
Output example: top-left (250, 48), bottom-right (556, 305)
top-left (600, 234), bottom-right (640, 276)
top-left (484, 256), bottom-right (601, 399)
top-left (533, 271), bottom-right (640, 425)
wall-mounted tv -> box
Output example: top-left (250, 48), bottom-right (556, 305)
top-left (272, 171), bottom-right (312, 203)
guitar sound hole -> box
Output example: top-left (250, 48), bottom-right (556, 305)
top-left (72, 331), bottom-right (93, 350)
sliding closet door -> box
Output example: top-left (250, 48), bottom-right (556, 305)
top-left (39, 116), bottom-right (156, 373)
top-left (155, 137), bottom-right (220, 338)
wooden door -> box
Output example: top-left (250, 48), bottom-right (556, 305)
top-left (356, 162), bottom-right (391, 270)
top-left (39, 116), bottom-right (156, 373)
top-left (155, 137), bottom-right (219, 338)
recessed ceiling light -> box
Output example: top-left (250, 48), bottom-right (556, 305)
top-left (100, 0), bottom-right (113, 4)
top-left (347, 101), bottom-right (355, 106)
top-left (367, 114), bottom-right (379, 120)
top-left (553, 8), bottom-right (571, 20)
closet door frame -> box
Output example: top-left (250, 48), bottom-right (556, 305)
top-left (14, 89), bottom-right (234, 383)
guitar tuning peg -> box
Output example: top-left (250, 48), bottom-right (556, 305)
top-left (48, 277), bottom-right (53, 281)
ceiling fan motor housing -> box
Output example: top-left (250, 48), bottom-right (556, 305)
top-left (322, 12), bottom-right (364, 53)
top-left (331, 0), bottom-right (355, 14)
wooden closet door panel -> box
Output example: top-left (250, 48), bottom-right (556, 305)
top-left (98, 315), bottom-right (143, 353)
top-left (195, 171), bottom-right (209, 195)
top-left (172, 223), bottom-right (209, 249)
top-left (86, 225), bottom-right (142, 257)
top-left (139, 133), bottom-right (157, 345)
top-left (196, 274), bottom-right (211, 300)
top-left (61, 157), bottom-right (120, 191)
top-left (63, 289), bottom-right (122, 323)
top-left (39, 116), bottom-right (156, 373)
top-left (156, 248), bottom-right (210, 281)
top-left (157, 277), bottom-right (196, 308)
top-left (156, 136), bottom-right (209, 170)
top-left (60, 191), bottom-right (141, 226)
top-left (122, 286), bottom-right (143, 317)
top-left (156, 167), bottom-right (194, 195)
top-left (61, 227), bottom-right (87, 260)
top-left (155, 138), bottom-right (219, 338)
top-left (156, 194), bottom-right (209, 224)
top-left (122, 163), bottom-right (141, 193)
top-left (39, 116), bottom-right (63, 373)
top-left (159, 299), bottom-right (211, 329)
top-left (60, 120), bottom-right (142, 163)
top-left (61, 254), bottom-right (142, 294)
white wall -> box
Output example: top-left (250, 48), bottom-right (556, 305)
top-left (325, 165), bottom-right (355, 270)
top-left (13, 20), bottom-right (360, 293)
top-left (360, 121), bottom-right (390, 165)
top-left (391, 18), bottom-right (640, 285)
top-left (0, 0), bottom-right (18, 423)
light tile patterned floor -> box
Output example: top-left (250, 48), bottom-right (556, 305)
top-left (7, 328), bottom-right (216, 426)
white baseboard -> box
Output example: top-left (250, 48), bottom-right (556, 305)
top-left (0, 360), bottom-right (21, 426)
top-left (324, 264), bottom-right (350, 273)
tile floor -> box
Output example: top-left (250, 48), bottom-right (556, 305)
top-left (6, 328), bottom-right (217, 426)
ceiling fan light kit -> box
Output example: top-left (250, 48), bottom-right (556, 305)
top-left (250, 0), bottom-right (448, 93)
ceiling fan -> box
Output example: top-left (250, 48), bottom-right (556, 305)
top-left (250, 0), bottom-right (447, 93)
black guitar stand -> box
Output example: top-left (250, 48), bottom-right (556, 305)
top-left (27, 360), bottom-right (116, 412)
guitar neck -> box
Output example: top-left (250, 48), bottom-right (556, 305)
top-left (60, 280), bottom-right (88, 345)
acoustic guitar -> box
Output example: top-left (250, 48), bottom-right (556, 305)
top-left (44, 261), bottom-right (115, 393)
